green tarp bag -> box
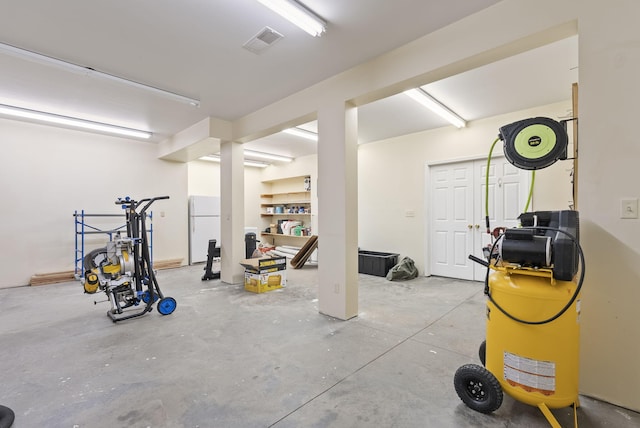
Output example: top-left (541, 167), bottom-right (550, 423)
top-left (386, 256), bottom-right (419, 281)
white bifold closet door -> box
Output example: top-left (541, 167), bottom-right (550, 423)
top-left (428, 157), bottom-right (530, 281)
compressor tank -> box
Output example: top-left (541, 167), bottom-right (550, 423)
top-left (485, 268), bottom-right (581, 409)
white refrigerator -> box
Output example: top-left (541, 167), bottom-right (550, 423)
top-left (189, 195), bottom-right (221, 264)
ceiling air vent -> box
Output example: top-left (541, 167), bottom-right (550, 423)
top-left (243, 27), bottom-right (284, 54)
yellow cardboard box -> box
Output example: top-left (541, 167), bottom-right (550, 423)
top-left (244, 271), bottom-right (285, 293)
top-left (240, 256), bottom-right (287, 293)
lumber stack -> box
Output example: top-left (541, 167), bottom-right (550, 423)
top-left (151, 258), bottom-right (184, 270)
top-left (30, 271), bottom-right (75, 286)
top-left (29, 258), bottom-right (184, 286)
top-left (290, 235), bottom-right (318, 269)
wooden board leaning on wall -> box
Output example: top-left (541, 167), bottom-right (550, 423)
top-left (29, 259), bottom-right (184, 286)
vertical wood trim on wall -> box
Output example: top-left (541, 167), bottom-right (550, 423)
top-left (572, 82), bottom-right (579, 210)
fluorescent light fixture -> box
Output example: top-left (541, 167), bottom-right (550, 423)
top-left (283, 127), bottom-right (318, 141)
top-left (244, 150), bottom-right (293, 162)
top-left (256, 0), bottom-right (326, 37)
top-left (200, 156), bottom-right (221, 162)
top-left (404, 88), bottom-right (466, 128)
top-left (0, 103), bottom-right (152, 139)
top-left (200, 155), bottom-right (269, 168)
top-left (0, 42), bottom-right (200, 107)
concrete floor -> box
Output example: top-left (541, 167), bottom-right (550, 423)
top-left (1, 265), bottom-right (639, 428)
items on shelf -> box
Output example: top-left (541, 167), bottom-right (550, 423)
top-left (260, 187), bottom-right (312, 242)
top-left (260, 176), bottom-right (316, 266)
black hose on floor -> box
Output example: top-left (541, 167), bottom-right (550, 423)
top-left (0, 405), bottom-right (15, 428)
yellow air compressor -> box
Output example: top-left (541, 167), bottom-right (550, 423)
top-left (486, 266), bottom-right (580, 408)
top-left (454, 118), bottom-right (585, 428)
top-left (455, 210), bottom-right (584, 427)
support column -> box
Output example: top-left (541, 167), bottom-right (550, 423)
top-left (220, 141), bottom-right (245, 284)
top-left (317, 102), bottom-right (358, 320)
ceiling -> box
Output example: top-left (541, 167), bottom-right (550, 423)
top-left (0, 1), bottom-right (577, 162)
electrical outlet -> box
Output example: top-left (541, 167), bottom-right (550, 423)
top-left (620, 198), bottom-right (638, 219)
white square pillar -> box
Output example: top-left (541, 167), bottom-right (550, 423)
top-left (317, 102), bottom-right (359, 320)
top-left (220, 141), bottom-right (245, 284)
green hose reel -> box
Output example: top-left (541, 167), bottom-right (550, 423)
top-left (499, 117), bottom-right (568, 170)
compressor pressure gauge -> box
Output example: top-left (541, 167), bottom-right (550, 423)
top-left (499, 117), bottom-right (568, 170)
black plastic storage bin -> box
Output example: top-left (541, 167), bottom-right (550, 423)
top-left (358, 250), bottom-right (399, 277)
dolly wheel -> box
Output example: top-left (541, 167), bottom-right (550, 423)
top-left (157, 297), bottom-right (177, 315)
top-left (454, 364), bottom-right (503, 414)
top-left (479, 340), bottom-right (486, 366)
top-left (141, 290), bottom-right (159, 304)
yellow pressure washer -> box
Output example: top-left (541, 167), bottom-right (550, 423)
top-left (454, 117), bottom-right (584, 428)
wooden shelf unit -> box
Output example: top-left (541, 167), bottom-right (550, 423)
top-left (261, 191), bottom-right (311, 208)
top-left (260, 232), bottom-right (310, 240)
top-left (260, 177), bottom-right (313, 245)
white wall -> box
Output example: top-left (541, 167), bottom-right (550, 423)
top-left (576, 0), bottom-right (640, 410)
top-left (0, 129), bottom-right (268, 288)
top-left (250, 102), bottom-right (571, 276)
top-left (187, 160), bottom-right (221, 196)
top-left (0, 118), bottom-right (188, 288)
top-left (260, 154), bottom-right (318, 184)
top-left (7, 100), bottom-right (566, 288)
top-left (357, 101), bottom-right (573, 274)
top-left (186, 159), bottom-right (264, 233)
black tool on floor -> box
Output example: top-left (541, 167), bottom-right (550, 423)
top-left (202, 239), bottom-right (221, 280)
top-left (245, 232), bottom-right (257, 258)
top-left (0, 404), bottom-right (15, 428)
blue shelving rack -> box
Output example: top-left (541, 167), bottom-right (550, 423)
top-left (73, 211), bottom-right (153, 279)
